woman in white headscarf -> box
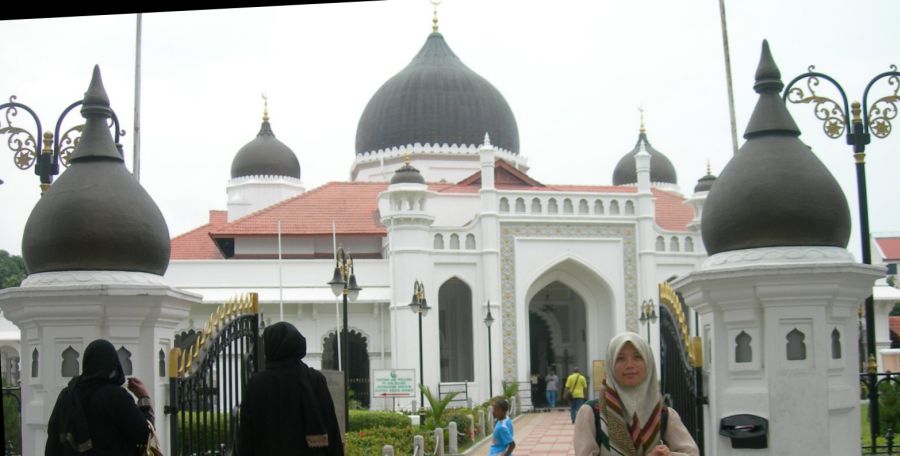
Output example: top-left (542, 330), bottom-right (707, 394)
top-left (573, 332), bottom-right (699, 456)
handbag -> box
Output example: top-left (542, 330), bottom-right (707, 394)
top-left (142, 420), bottom-right (164, 456)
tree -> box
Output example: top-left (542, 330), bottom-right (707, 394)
top-left (0, 251), bottom-right (25, 289)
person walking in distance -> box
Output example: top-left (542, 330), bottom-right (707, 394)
top-left (545, 371), bottom-right (560, 409)
top-left (563, 366), bottom-right (588, 423)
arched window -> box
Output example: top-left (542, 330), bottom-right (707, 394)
top-left (656, 236), bottom-right (666, 252)
top-left (531, 198), bottom-right (542, 214)
top-left (685, 237), bottom-right (695, 252)
top-left (548, 199), bottom-right (559, 214)
top-left (31, 348), bottom-right (38, 378)
top-left (434, 234), bottom-right (445, 250)
top-left (735, 331), bottom-right (752, 363)
top-left (625, 200), bottom-right (635, 215)
top-left (499, 198), bottom-right (509, 213)
top-left (449, 234), bottom-right (460, 250)
top-left (515, 198), bottom-right (526, 213)
top-left (117, 346), bottom-right (133, 376)
top-left (563, 199), bottom-right (574, 214)
top-left (786, 328), bottom-right (807, 360)
top-left (61, 346), bottom-right (80, 378)
top-left (465, 234), bottom-right (476, 250)
top-left (594, 200), bottom-right (604, 214)
top-left (670, 237), bottom-right (680, 252)
top-left (159, 349), bottom-right (166, 377)
top-left (439, 278), bottom-right (474, 382)
top-left (578, 199), bottom-right (589, 214)
top-left (610, 200), bottom-right (620, 215)
top-left (831, 328), bottom-right (842, 359)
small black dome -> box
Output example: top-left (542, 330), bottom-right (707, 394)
top-left (355, 32), bottom-right (519, 156)
top-left (390, 160), bottom-right (426, 185)
top-left (22, 66), bottom-right (170, 275)
top-left (701, 41), bottom-right (851, 255)
top-left (694, 169), bottom-right (717, 193)
top-left (230, 119), bottom-right (301, 179)
top-left (612, 131), bottom-right (678, 186)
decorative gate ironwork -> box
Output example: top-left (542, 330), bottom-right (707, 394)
top-left (166, 293), bottom-right (262, 456)
top-left (658, 282), bottom-right (705, 455)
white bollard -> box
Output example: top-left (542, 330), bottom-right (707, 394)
top-left (510, 396), bottom-right (517, 417)
top-left (381, 445), bottom-right (394, 455)
top-left (466, 414), bottom-right (475, 441)
top-left (413, 435), bottom-right (424, 456)
top-left (479, 409), bottom-right (486, 437)
top-left (448, 422), bottom-right (458, 454)
top-left (433, 427), bottom-right (444, 456)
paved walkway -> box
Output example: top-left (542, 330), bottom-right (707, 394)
top-left (469, 410), bottom-right (575, 456)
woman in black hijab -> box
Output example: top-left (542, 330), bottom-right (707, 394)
top-left (238, 322), bottom-right (343, 455)
top-left (45, 339), bottom-right (154, 455)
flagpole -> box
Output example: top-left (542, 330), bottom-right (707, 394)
top-left (718, 0), bottom-right (739, 156)
top-left (133, 13), bottom-right (142, 179)
top-left (333, 220), bottom-right (342, 371)
top-left (278, 220), bottom-right (284, 322)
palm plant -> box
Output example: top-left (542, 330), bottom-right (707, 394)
top-left (420, 384), bottom-right (459, 429)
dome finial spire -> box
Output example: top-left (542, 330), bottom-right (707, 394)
top-left (639, 106), bottom-right (646, 133)
top-left (430, 0), bottom-right (441, 32)
top-left (262, 92), bottom-right (269, 122)
top-left (706, 159), bottom-right (712, 176)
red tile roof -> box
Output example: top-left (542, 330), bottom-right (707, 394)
top-left (876, 237), bottom-right (900, 262)
top-left (211, 182), bottom-right (388, 236)
top-left (170, 210), bottom-right (228, 260)
top-left (171, 173), bottom-right (696, 259)
top-left (652, 188), bottom-right (694, 232)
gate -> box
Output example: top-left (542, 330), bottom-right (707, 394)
top-left (658, 282), bottom-right (704, 455)
top-left (166, 293), bottom-right (262, 456)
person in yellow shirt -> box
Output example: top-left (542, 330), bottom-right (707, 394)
top-left (562, 366), bottom-right (588, 423)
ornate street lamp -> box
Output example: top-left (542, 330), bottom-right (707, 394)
top-left (639, 299), bottom-right (658, 345)
top-left (484, 302), bottom-right (495, 398)
top-left (327, 246), bottom-right (361, 430)
top-left (782, 63), bottom-right (899, 445)
top-left (1, 95), bottom-right (125, 193)
top-left (408, 279), bottom-right (430, 409)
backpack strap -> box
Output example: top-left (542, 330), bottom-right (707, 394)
top-left (586, 399), bottom-right (609, 450)
top-left (659, 406), bottom-right (669, 445)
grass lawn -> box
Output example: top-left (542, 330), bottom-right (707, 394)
top-left (861, 403), bottom-right (896, 449)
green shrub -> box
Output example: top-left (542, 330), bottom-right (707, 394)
top-left (348, 410), bottom-right (411, 432)
top-left (176, 411), bottom-right (235, 450)
top-left (345, 426), bottom-right (439, 456)
top-left (879, 381), bottom-right (900, 434)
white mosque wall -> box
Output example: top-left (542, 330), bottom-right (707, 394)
top-left (233, 234), bottom-right (383, 258)
top-left (351, 146), bottom-right (528, 183)
top-left (226, 176), bottom-right (304, 222)
top-left (427, 194), bottom-right (480, 227)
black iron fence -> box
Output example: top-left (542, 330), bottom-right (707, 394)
top-left (862, 370), bottom-right (900, 455)
top-left (165, 293), bottom-right (261, 456)
top-left (0, 382), bottom-right (20, 456)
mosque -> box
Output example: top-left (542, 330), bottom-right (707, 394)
top-left (164, 18), bottom-right (712, 409)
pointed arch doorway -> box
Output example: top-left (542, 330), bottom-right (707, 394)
top-left (323, 330), bottom-right (370, 408)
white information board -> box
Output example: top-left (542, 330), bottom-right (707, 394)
top-left (373, 369), bottom-right (416, 397)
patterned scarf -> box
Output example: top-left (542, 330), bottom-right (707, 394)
top-left (601, 382), bottom-right (663, 455)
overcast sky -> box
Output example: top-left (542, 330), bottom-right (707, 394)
top-left (1, 0), bottom-right (898, 259)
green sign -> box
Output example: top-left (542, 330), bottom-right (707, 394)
top-left (373, 369), bottom-right (416, 397)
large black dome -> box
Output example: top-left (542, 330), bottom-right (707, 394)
top-left (231, 119), bottom-right (301, 179)
top-left (22, 66), bottom-right (170, 275)
top-left (701, 41), bottom-right (850, 255)
top-left (355, 32), bottom-right (519, 155)
top-left (612, 131), bottom-right (678, 186)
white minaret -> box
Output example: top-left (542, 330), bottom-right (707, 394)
top-left (0, 67), bottom-right (198, 454)
top-left (379, 155), bottom-right (435, 411)
top-left (673, 42), bottom-right (882, 456)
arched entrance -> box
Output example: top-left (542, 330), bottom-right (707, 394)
top-left (524, 258), bottom-right (615, 402)
top-left (322, 330), bottom-right (370, 408)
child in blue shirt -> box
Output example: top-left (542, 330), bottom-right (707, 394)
top-left (489, 398), bottom-right (515, 456)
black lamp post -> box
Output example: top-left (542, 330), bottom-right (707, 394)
top-left (783, 64), bottom-right (899, 445)
top-left (0, 95), bottom-right (125, 193)
top-left (639, 299), bottom-right (658, 345)
top-left (484, 302), bottom-right (495, 398)
top-left (327, 246), bottom-right (361, 431)
top-left (408, 279), bottom-right (430, 409)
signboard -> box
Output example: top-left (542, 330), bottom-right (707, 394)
top-left (373, 369), bottom-right (416, 398)
top-left (592, 360), bottom-right (606, 395)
